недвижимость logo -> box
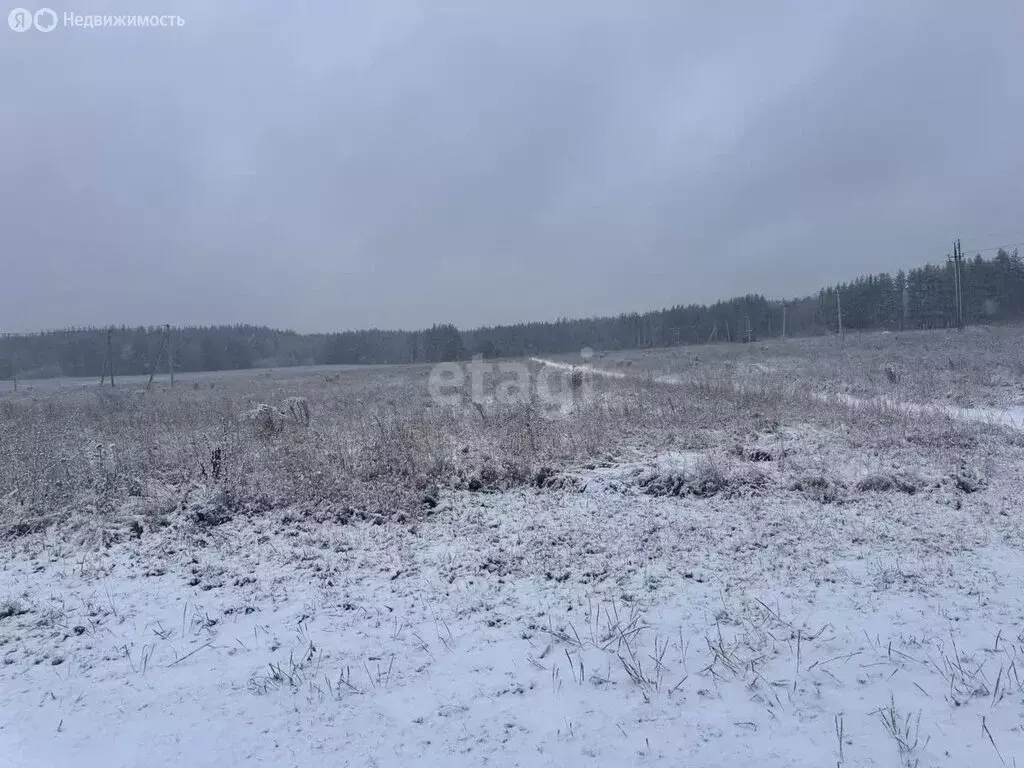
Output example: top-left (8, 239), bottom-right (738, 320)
top-left (8, 8), bottom-right (183, 31)
top-left (8, 7), bottom-right (57, 31)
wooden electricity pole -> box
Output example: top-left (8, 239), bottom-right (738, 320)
top-left (147, 326), bottom-right (169, 389)
top-left (949, 239), bottom-right (965, 331)
top-left (167, 324), bottom-right (174, 386)
top-left (99, 327), bottom-right (115, 387)
top-left (107, 328), bottom-right (114, 387)
top-left (782, 302), bottom-right (787, 341)
top-left (836, 289), bottom-right (844, 341)
top-left (957, 239), bottom-right (963, 330)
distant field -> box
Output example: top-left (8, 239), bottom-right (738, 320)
top-left (584, 324), bottom-right (1024, 409)
top-left (3, 327), bottom-right (1024, 767)
top-left (0, 360), bottom-right (408, 394)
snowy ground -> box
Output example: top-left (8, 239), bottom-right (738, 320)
top-left (3, 332), bottom-right (1024, 767)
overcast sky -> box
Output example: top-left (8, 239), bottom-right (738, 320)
top-left (2, 1), bottom-right (1022, 333)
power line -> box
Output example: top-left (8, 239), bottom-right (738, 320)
top-left (962, 241), bottom-right (1024, 254)
top-left (958, 229), bottom-right (1024, 246)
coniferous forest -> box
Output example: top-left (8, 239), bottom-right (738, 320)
top-left (1, 249), bottom-right (1022, 380)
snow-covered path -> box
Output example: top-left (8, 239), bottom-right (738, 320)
top-left (533, 357), bottom-right (1024, 430)
top-left (821, 391), bottom-right (1024, 430)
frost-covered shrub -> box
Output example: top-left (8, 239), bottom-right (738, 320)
top-left (281, 396), bottom-right (311, 427)
top-left (247, 404), bottom-right (286, 438)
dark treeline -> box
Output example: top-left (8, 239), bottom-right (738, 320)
top-left (1, 249), bottom-right (1022, 380)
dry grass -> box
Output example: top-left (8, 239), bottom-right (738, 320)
top-left (3, 331), bottom-right (1024, 764)
top-left (595, 325), bottom-right (1024, 410)
top-left (0, 331), bottom-right (1017, 545)
top-left (0, 361), bottom-right (713, 540)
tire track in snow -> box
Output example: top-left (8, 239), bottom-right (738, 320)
top-left (530, 357), bottom-right (1024, 430)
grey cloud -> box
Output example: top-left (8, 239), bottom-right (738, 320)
top-left (2, 1), bottom-right (1022, 332)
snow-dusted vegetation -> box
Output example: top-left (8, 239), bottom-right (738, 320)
top-left (3, 328), bottom-right (1024, 767)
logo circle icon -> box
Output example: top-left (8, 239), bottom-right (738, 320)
top-left (8, 7), bottom-right (33, 31)
top-left (34, 7), bottom-right (57, 31)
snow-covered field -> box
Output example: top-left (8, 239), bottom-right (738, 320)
top-left (3, 329), bottom-right (1024, 767)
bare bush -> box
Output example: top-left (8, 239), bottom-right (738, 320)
top-left (855, 472), bottom-right (921, 494)
top-left (246, 404), bottom-right (286, 438)
top-left (789, 474), bottom-right (845, 503)
top-left (281, 396), bottom-right (311, 427)
top-left (0, 599), bottom-right (28, 620)
top-left (952, 460), bottom-right (986, 493)
top-left (569, 366), bottom-right (584, 391)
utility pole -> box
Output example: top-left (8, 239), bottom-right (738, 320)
top-left (836, 288), bottom-right (844, 341)
top-left (107, 328), bottom-right (114, 387)
top-left (99, 327), bottom-right (114, 387)
top-left (166, 324), bottom-right (174, 385)
top-left (147, 327), bottom-right (168, 389)
top-left (950, 240), bottom-right (958, 331)
top-left (782, 302), bottom-right (787, 341)
top-left (949, 239), bottom-right (965, 331)
top-left (901, 282), bottom-right (909, 331)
